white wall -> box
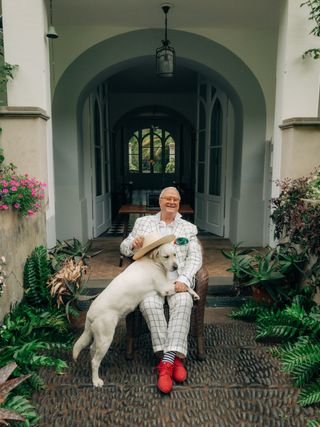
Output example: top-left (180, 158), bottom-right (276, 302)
top-left (2, 0), bottom-right (56, 247)
top-left (272, 0), bottom-right (320, 196)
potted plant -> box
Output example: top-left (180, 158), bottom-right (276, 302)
top-left (47, 257), bottom-right (96, 329)
top-left (222, 243), bottom-right (308, 305)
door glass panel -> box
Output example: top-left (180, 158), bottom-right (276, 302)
top-left (165, 136), bottom-right (175, 173)
top-left (200, 84), bottom-right (206, 101)
top-left (142, 134), bottom-right (151, 173)
top-left (211, 86), bottom-right (216, 100)
top-left (95, 148), bottom-right (102, 196)
top-left (198, 130), bottom-right (205, 162)
top-left (199, 102), bottom-right (206, 130)
top-left (94, 101), bottom-right (102, 196)
top-left (127, 128), bottom-right (175, 175)
top-left (128, 135), bottom-right (139, 173)
top-left (209, 147), bottom-right (221, 196)
top-left (197, 163), bottom-right (205, 193)
top-left (153, 134), bottom-right (162, 173)
top-left (209, 100), bottom-right (223, 196)
top-left (211, 100), bottom-right (222, 147)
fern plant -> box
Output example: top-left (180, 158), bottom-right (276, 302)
top-left (0, 304), bottom-right (72, 392)
top-left (229, 300), bottom-right (270, 321)
top-left (23, 246), bottom-right (52, 307)
top-left (0, 362), bottom-right (38, 426)
top-left (256, 299), bottom-right (320, 342)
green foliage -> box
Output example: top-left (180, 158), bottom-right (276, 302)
top-left (2, 394), bottom-right (39, 426)
top-left (299, 380), bottom-right (320, 406)
top-left (308, 419), bottom-right (320, 427)
top-left (271, 173), bottom-right (320, 257)
top-left (256, 299), bottom-right (320, 342)
top-left (229, 300), bottom-right (270, 321)
top-left (23, 246), bottom-right (52, 307)
top-left (49, 238), bottom-right (101, 271)
top-left (0, 33), bottom-right (18, 101)
top-left (222, 242), bottom-right (308, 305)
top-left (0, 362), bottom-right (35, 426)
top-left (301, 0), bottom-right (320, 59)
top-left (0, 303), bottom-right (72, 392)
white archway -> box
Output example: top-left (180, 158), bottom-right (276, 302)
top-left (52, 28), bottom-right (266, 245)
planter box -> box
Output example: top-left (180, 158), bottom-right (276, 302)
top-left (0, 209), bottom-right (46, 321)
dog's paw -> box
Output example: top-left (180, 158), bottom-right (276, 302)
top-left (93, 378), bottom-right (104, 388)
top-left (193, 294), bottom-right (200, 301)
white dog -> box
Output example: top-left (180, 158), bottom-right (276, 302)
top-left (73, 233), bottom-right (200, 387)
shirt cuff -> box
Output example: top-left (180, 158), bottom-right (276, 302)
top-left (177, 275), bottom-right (191, 288)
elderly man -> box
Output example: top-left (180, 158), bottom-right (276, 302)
top-left (120, 186), bottom-right (202, 393)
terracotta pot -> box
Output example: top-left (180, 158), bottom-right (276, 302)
top-left (67, 305), bottom-right (88, 331)
top-left (251, 285), bottom-right (274, 304)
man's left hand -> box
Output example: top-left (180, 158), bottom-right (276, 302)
top-left (175, 281), bottom-right (188, 292)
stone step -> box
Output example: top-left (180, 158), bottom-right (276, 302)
top-left (206, 295), bottom-right (250, 308)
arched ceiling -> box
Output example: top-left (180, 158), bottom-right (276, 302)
top-left (108, 60), bottom-right (197, 93)
top-left (49, 0), bottom-right (280, 29)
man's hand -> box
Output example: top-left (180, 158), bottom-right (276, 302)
top-left (175, 281), bottom-right (188, 292)
top-left (132, 236), bottom-right (144, 249)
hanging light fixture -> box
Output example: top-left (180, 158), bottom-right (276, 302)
top-left (156, 4), bottom-right (175, 77)
top-left (46, 0), bottom-right (58, 39)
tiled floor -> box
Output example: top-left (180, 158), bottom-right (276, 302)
top-left (89, 234), bottom-right (234, 280)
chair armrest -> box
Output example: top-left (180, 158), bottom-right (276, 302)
top-left (194, 265), bottom-right (209, 300)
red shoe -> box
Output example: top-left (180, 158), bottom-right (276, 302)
top-left (155, 361), bottom-right (174, 393)
top-left (173, 357), bottom-right (187, 383)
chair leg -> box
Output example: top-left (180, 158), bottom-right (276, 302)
top-left (194, 302), bottom-right (206, 361)
top-left (196, 334), bottom-right (206, 361)
top-left (119, 253), bottom-right (123, 267)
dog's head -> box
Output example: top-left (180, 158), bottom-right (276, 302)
top-left (149, 243), bottom-right (178, 272)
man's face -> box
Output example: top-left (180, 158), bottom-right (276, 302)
top-left (159, 189), bottom-right (180, 216)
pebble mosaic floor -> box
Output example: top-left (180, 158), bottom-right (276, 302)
top-left (31, 321), bottom-right (316, 427)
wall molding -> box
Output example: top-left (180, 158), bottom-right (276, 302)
top-left (0, 106), bottom-right (49, 121)
top-left (280, 117), bottom-right (320, 129)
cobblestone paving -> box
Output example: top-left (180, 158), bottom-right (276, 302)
top-left (32, 322), bottom-right (316, 426)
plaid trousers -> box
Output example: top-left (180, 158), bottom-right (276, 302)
top-left (139, 292), bottom-right (193, 358)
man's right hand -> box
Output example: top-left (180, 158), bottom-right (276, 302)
top-left (132, 236), bottom-right (144, 249)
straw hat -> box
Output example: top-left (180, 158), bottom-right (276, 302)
top-left (132, 232), bottom-right (175, 260)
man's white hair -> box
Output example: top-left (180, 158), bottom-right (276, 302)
top-left (159, 187), bottom-right (181, 201)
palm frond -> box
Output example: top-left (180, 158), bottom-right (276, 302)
top-left (298, 380), bottom-right (320, 406)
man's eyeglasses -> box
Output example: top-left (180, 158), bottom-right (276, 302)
top-left (160, 196), bottom-right (180, 203)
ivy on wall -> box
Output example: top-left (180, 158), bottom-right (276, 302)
top-left (301, 0), bottom-right (320, 59)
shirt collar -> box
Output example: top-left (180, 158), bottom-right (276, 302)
top-left (156, 212), bottom-right (182, 224)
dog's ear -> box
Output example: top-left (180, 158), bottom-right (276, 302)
top-left (149, 248), bottom-right (159, 260)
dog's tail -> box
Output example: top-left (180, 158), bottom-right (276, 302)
top-left (72, 319), bottom-right (93, 362)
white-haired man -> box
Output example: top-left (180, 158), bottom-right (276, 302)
top-left (120, 186), bottom-right (202, 393)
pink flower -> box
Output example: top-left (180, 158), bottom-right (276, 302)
top-left (18, 194), bottom-right (24, 198)
top-left (2, 189), bottom-right (8, 194)
top-left (13, 203), bottom-right (20, 209)
top-left (11, 187), bottom-right (17, 192)
top-left (1, 182), bottom-right (8, 188)
top-left (0, 205), bottom-right (9, 210)
top-left (27, 210), bottom-right (34, 216)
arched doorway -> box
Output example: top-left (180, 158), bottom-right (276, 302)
top-left (52, 29), bottom-right (266, 246)
top-left (111, 106), bottom-right (196, 218)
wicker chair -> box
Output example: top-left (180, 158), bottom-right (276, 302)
top-left (125, 257), bottom-right (209, 361)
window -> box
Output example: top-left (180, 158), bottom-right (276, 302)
top-left (128, 127), bottom-right (175, 174)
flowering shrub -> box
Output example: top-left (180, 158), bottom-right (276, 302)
top-left (271, 170), bottom-right (320, 256)
top-left (0, 256), bottom-right (7, 297)
top-left (0, 152), bottom-right (46, 216)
